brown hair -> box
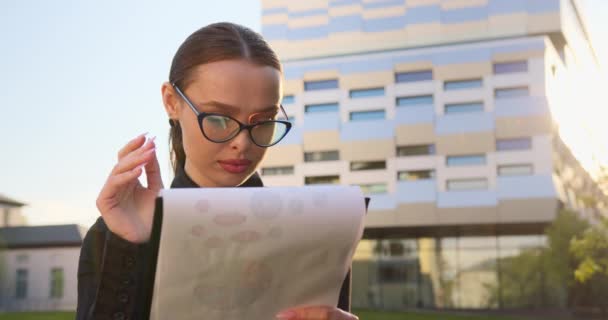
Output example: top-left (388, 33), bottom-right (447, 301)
top-left (168, 22), bottom-right (282, 175)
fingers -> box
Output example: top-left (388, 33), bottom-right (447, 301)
top-left (145, 145), bottom-right (164, 190)
top-left (96, 133), bottom-right (157, 211)
top-left (276, 306), bottom-right (358, 320)
top-left (96, 163), bottom-right (145, 212)
top-left (117, 132), bottom-right (147, 160)
top-left (111, 136), bottom-right (157, 177)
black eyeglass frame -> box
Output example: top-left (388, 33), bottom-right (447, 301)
top-left (172, 83), bottom-right (292, 147)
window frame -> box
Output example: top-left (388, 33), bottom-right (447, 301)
top-left (443, 78), bottom-right (483, 91)
top-left (395, 70), bottom-right (433, 83)
top-left (304, 79), bottom-right (339, 91)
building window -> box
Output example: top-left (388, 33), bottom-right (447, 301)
top-left (304, 79), bottom-right (338, 91)
top-left (444, 79), bottom-right (483, 90)
top-left (49, 268), bottom-right (64, 299)
top-left (495, 86), bottom-right (529, 99)
top-left (349, 87), bottom-right (384, 98)
top-left (444, 102), bottom-right (484, 114)
top-left (305, 175), bottom-right (340, 185)
top-left (396, 144), bottom-right (435, 156)
top-left (261, 166), bottom-right (294, 176)
top-left (304, 150), bottom-right (340, 162)
top-left (447, 178), bottom-right (488, 191)
top-left (349, 110), bottom-right (385, 121)
top-left (305, 102), bottom-right (339, 113)
top-left (15, 269), bottom-right (28, 299)
top-left (350, 160), bottom-right (386, 171)
top-left (493, 61), bottom-right (528, 74)
top-left (378, 261), bottom-right (412, 283)
top-left (395, 70), bottom-right (433, 83)
top-left (278, 115), bottom-right (295, 122)
top-left (498, 164), bottom-right (533, 176)
top-left (446, 154), bottom-right (486, 166)
top-left (282, 95), bottom-right (295, 104)
top-left (496, 138), bottom-right (532, 151)
top-left (396, 95), bottom-right (434, 107)
top-left (359, 183), bottom-right (388, 194)
top-left (397, 169), bottom-right (435, 181)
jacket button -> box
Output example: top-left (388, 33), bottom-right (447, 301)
top-left (122, 277), bottom-right (132, 286)
top-left (118, 292), bottom-right (129, 303)
top-left (113, 312), bottom-right (126, 320)
top-left (123, 256), bottom-right (135, 268)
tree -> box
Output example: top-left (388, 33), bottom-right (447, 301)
top-left (544, 210), bottom-right (590, 293)
top-left (484, 210), bottom-right (590, 309)
top-left (570, 217), bottom-right (608, 318)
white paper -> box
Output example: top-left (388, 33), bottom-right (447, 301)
top-left (150, 185), bottom-right (366, 320)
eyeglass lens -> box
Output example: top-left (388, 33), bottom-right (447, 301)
top-left (201, 115), bottom-right (288, 146)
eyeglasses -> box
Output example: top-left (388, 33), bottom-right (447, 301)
top-left (172, 83), bottom-right (292, 147)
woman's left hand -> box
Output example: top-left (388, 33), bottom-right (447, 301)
top-left (276, 306), bottom-right (359, 320)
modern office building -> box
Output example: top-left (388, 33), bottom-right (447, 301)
top-left (259, 0), bottom-right (606, 311)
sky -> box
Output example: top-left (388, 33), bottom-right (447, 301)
top-left (0, 1), bottom-right (607, 228)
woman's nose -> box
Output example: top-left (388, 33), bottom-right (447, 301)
top-left (229, 128), bottom-right (253, 150)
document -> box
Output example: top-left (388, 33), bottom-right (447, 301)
top-left (150, 185), bottom-right (366, 320)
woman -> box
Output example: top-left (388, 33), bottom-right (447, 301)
top-left (76, 22), bottom-right (359, 320)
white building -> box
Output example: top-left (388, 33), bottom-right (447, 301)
top-left (0, 195), bottom-right (27, 227)
top-left (0, 195), bottom-right (84, 312)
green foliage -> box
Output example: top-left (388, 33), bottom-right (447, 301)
top-left (570, 217), bottom-right (608, 283)
top-left (545, 209), bottom-right (590, 287)
top-left (494, 248), bottom-right (547, 308)
top-left (0, 312), bottom-right (75, 320)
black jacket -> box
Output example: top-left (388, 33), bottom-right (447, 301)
top-left (76, 166), bottom-right (350, 319)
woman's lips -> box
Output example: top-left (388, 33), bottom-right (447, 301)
top-left (218, 159), bottom-right (251, 174)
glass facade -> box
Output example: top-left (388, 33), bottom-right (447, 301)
top-left (395, 70), bottom-right (433, 83)
top-left (396, 144), bottom-right (435, 156)
top-left (262, 166), bottom-right (295, 176)
top-left (496, 138), bottom-right (532, 151)
top-left (350, 87), bottom-right (385, 98)
top-left (493, 61), bottom-right (528, 74)
top-left (351, 234), bottom-right (561, 310)
top-left (495, 87), bottom-right (529, 99)
top-left (359, 183), bottom-right (388, 194)
top-left (305, 102), bottom-right (339, 113)
top-left (351, 160), bottom-right (387, 171)
top-left (304, 79), bottom-right (339, 91)
top-left (397, 169), bottom-right (435, 181)
top-left (305, 175), bottom-right (340, 185)
top-left (447, 178), bottom-right (488, 191)
top-left (445, 102), bottom-right (484, 114)
top-left (350, 110), bottom-right (385, 121)
top-left (396, 95), bottom-right (434, 107)
top-left (282, 95), bottom-right (295, 104)
top-left (444, 79), bottom-right (483, 90)
top-left (304, 150), bottom-right (340, 162)
top-left (446, 155), bottom-right (486, 166)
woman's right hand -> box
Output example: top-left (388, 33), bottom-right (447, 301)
top-left (95, 133), bottom-right (164, 244)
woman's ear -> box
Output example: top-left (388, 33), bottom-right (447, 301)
top-left (161, 82), bottom-right (180, 120)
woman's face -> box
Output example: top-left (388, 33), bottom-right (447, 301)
top-left (162, 59), bottom-right (282, 187)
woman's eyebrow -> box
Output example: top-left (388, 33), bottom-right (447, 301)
top-left (198, 100), bottom-right (279, 113)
